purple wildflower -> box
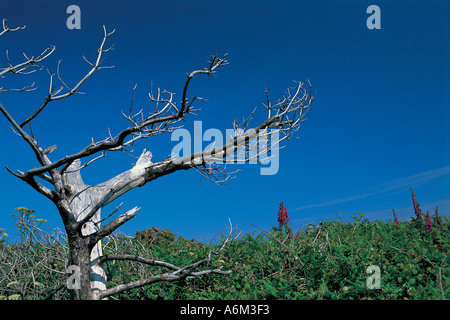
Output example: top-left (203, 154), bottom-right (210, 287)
top-left (278, 202), bottom-right (289, 226)
top-left (410, 188), bottom-right (423, 221)
top-left (425, 212), bottom-right (432, 233)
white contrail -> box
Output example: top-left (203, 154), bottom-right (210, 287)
top-left (370, 165), bottom-right (450, 193)
top-left (291, 165), bottom-right (450, 212)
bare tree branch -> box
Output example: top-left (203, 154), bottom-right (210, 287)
top-left (95, 219), bottom-right (237, 300)
top-left (0, 19), bottom-right (54, 82)
top-left (0, 46), bottom-right (55, 78)
top-left (54, 78), bottom-right (312, 223)
top-left (92, 206), bottom-right (140, 244)
top-left (19, 26), bottom-right (115, 128)
top-left (0, 81), bottom-right (36, 93)
top-left (98, 254), bottom-right (180, 272)
top-left (7, 51), bottom-right (229, 181)
top-left (0, 103), bottom-right (50, 167)
top-left (0, 18), bottom-right (25, 37)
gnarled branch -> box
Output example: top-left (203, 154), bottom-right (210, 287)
top-left (95, 219), bottom-right (238, 300)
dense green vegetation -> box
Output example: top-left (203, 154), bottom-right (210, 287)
top-left (122, 211), bottom-right (448, 300)
top-left (0, 190), bottom-right (448, 300)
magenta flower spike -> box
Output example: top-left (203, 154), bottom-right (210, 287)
top-left (392, 208), bottom-right (400, 227)
top-left (410, 188), bottom-right (423, 221)
top-left (278, 202), bottom-right (289, 226)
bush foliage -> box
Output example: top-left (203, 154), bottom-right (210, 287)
top-left (0, 190), bottom-right (448, 300)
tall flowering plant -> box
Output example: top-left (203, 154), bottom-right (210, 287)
top-left (431, 206), bottom-right (444, 252)
top-left (278, 202), bottom-right (293, 238)
top-left (278, 202), bottom-right (288, 226)
top-left (410, 187), bottom-right (423, 221)
top-left (425, 212), bottom-right (432, 233)
top-left (392, 208), bottom-right (400, 229)
top-left (394, 188), bottom-right (445, 253)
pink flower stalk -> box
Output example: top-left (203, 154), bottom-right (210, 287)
top-left (425, 212), bottom-right (432, 233)
top-left (278, 202), bottom-right (289, 226)
top-left (410, 188), bottom-right (423, 221)
top-left (434, 206), bottom-right (442, 228)
top-left (392, 208), bottom-right (400, 228)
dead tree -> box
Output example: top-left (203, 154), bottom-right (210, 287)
top-left (0, 20), bottom-right (314, 300)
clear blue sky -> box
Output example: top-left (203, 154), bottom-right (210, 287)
top-left (0, 1), bottom-right (449, 242)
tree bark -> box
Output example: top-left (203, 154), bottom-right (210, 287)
top-left (67, 236), bottom-right (93, 300)
top-left (63, 160), bottom-right (107, 299)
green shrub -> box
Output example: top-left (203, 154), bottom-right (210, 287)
top-left (1, 190), bottom-right (448, 300)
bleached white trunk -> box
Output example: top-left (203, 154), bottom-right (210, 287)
top-left (63, 160), bottom-right (107, 298)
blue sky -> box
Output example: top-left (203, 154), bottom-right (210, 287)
top-left (0, 0), bottom-right (449, 242)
